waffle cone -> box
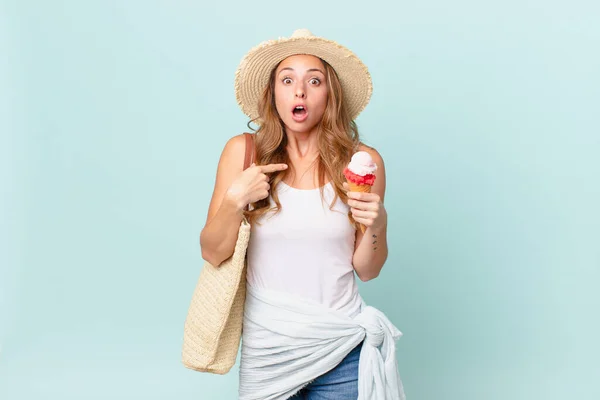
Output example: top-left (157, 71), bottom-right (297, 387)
top-left (347, 181), bottom-right (372, 193)
top-left (346, 180), bottom-right (372, 233)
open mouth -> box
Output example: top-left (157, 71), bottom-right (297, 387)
top-left (291, 105), bottom-right (308, 122)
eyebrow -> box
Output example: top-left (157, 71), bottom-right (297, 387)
top-left (278, 67), bottom-right (325, 76)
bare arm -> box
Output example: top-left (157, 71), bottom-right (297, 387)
top-left (199, 134), bottom-right (247, 266)
top-left (348, 146), bottom-right (388, 281)
top-left (199, 134), bottom-right (288, 266)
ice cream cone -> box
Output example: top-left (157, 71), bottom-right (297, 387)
top-left (344, 151), bottom-right (378, 234)
top-left (347, 181), bottom-right (372, 194)
top-left (346, 180), bottom-right (372, 233)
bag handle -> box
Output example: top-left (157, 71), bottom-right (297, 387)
top-left (243, 132), bottom-right (255, 171)
top-left (242, 133), bottom-right (255, 214)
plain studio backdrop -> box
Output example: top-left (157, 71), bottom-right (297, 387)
top-left (1, 1), bottom-right (598, 399)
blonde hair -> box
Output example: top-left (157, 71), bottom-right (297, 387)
top-left (245, 57), bottom-right (362, 226)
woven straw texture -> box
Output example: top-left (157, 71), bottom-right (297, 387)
top-left (235, 29), bottom-right (372, 121)
top-left (181, 218), bottom-right (251, 374)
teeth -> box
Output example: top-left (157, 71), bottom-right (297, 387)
top-left (295, 106), bottom-right (304, 110)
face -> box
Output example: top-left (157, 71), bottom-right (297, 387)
top-left (273, 54), bottom-right (328, 135)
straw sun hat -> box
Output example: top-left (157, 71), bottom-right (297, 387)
top-left (234, 28), bottom-right (373, 121)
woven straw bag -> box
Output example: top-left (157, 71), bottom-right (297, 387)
top-left (182, 132), bottom-right (255, 374)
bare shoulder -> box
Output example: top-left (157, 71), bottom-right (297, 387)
top-left (358, 143), bottom-right (384, 167)
top-left (221, 133), bottom-right (248, 167)
top-left (204, 133), bottom-right (250, 226)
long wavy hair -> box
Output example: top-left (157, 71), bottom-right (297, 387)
top-left (245, 57), bottom-right (362, 226)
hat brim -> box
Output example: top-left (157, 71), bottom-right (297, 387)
top-left (234, 35), bottom-right (372, 121)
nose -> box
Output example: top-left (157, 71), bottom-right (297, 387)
top-left (295, 85), bottom-right (306, 99)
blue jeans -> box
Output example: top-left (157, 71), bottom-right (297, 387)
top-left (290, 340), bottom-right (363, 400)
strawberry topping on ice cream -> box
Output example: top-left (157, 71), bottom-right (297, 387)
top-left (343, 151), bottom-right (377, 185)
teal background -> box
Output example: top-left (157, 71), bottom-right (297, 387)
top-left (1, 0), bottom-right (599, 399)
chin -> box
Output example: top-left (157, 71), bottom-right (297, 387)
top-left (283, 120), bottom-right (318, 134)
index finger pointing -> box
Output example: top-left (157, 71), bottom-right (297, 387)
top-left (259, 163), bottom-right (288, 173)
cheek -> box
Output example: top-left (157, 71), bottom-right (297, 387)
top-left (312, 89), bottom-right (328, 115)
top-left (274, 99), bottom-right (284, 116)
top-left (274, 86), bottom-right (289, 114)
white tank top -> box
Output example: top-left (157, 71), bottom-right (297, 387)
top-left (246, 180), bottom-right (363, 318)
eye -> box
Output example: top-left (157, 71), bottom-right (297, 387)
top-left (282, 77), bottom-right (292, 84)
top-left (309, 78), bottom-right (321, 85)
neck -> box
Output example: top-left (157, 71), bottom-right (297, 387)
top-left (285, 128), bottom-right (319, 159)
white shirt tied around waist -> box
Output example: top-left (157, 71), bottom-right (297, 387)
top-left (239, 283), bottom-right (406, 400)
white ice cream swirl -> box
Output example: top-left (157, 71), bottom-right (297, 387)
top-left (347, 151), bottom-right (377, 176)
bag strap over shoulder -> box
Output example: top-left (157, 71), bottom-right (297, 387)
top-left (242, 133), bottom-right (255, 214)
top-left (243, 133), bottom-right (255, 171)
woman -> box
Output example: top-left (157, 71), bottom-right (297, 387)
top-left (200, 29), bottom-right (405, 400)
